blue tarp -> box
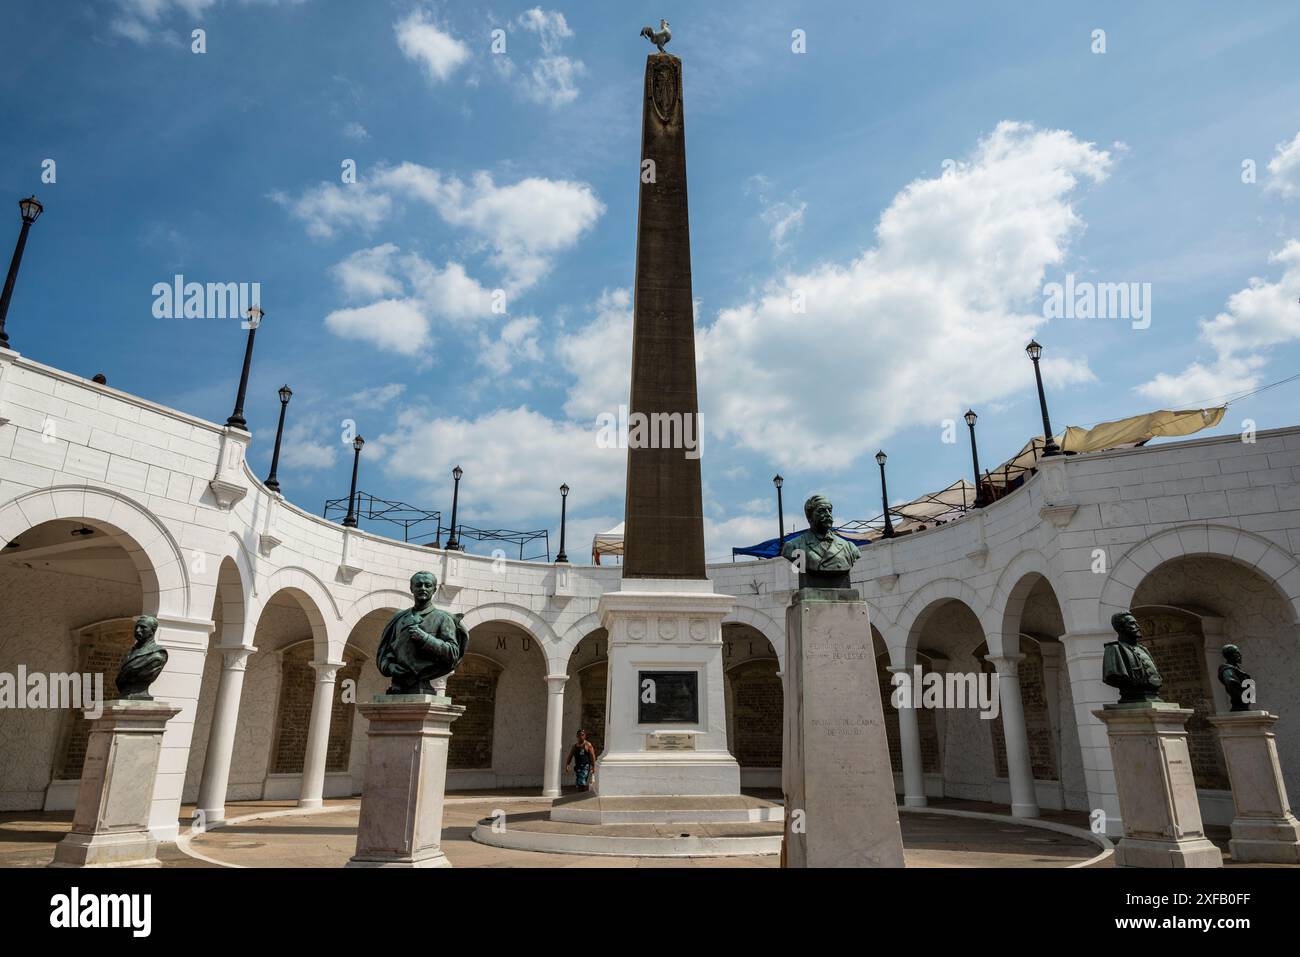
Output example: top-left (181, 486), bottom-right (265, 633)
top-left (732, 527), bottom-right (874, 560)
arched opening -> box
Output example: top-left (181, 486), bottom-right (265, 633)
top-left (564, 630), bottom-right (608, 762)
top-left (447, 620), bottom-right (547, 790)
top-left (1129, 554), bottom-right (1300, 824)
top-left (225, 587), bottom-right (333, 802)
top-left (996, 573), bottom-right (1089, 811)
top-left (906, 597), bottom-right (991, 803)
top-left (0, 518), bottom-right (150, 811)
top-left (723, 623), bottom-right (782, 789)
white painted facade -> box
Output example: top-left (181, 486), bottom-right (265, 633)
top-left (2, 346), bottom-right (1299, 841)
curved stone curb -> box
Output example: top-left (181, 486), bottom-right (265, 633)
top-left (470, 821), bottom-right (782, 858)
top-left (898, 805), bottom-right (1114, 868)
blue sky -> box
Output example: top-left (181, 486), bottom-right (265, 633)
top-left (3, 1), bottom-right (1300, 562)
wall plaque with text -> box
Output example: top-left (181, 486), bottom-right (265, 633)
top-left (638, 670), bottom-right (699, 724)
top-left (646, 733), bottom-right (697, 751)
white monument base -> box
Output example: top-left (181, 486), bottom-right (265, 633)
top-left (783, 589), bottom-right (904, 868)
top-left (1094, 703), bottom-right (1222, 868)
top-left (1208, 711), bottom-right (1300, 864)
top-left (50, 699), bottom-right (181, 868)
top-left (347, 694), bottom-right (463, 868)
top-left (594, 580), bottom-right (740, 798)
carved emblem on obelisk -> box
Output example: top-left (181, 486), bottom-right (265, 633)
top-left (650, 58), bottom-right (678, 123)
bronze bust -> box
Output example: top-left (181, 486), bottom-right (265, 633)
top-left (1102, 611), bottom-right (1163, 705)
top-left (1217, 644), bottom-right (1254, 712)
top-left (376, 571), bottom-right (468, 695)
top-left (116, 615), bottom-right (168, 700)
top-left (781, 494), bottom-right (860, 589)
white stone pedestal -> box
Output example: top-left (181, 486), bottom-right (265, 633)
top-left (1208, 711), bottom-right (1300, 864)
top-left (50, 699), bottom-right (181, 868)
top-left (594, 580), bottom-right (740, 797)
top-left (783, 589), bottom-right (904, 868)
top-left (347, 694), bottom-right (463, 868)
top-left (1094, 703), bottom-right (1222, 868)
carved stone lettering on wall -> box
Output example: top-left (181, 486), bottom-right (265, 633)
top-left (985, 644), bottom-right (1057, 781)
top-left (269, 643), bottom-right (364, 775)
top-left (447, 655), bottom-right (501, 770)
top-left (1136, 611), bottom-right (1229, 791)
top-left (728, 659), bottom-right (782, 768)
top-left (876, 655), bottom-right (941, 775)
top-left (55, 618), bottom-right (134, 780)
top-left (577, 661), bottom-right (607, 755)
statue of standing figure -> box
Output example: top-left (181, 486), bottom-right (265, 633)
top-left (1102, 611), bottom-right (1164, 705)
top-left (376, 571), bottom-right (469, 695)
top-left (1217, 644), bottom-right (1255, 712)
top-left (116, 615), bottom-right (168, 700)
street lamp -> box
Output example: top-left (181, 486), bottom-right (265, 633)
top-left (876, 450), bottom-right (895, 539)
top-left (556, 483), bottom-right (570, 563)
top-left (226, 305), bottom-right (263, 430)
top-left (1026, 339), bottom-right (1061, 457)
top-left (773, 474), bottom-right (785, 545)
top-left (964, 409), bottom-right (989, 508)
top-left (342, 434), bottom-right (364, 528)
top-left (0, 195), bottom-right (45, 350)
top-left (264, 385), bottom-right (293, 493)
top-left (445, 465), bottom-right (464, 550)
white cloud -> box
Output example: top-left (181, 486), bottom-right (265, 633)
top-left (279, 421), bottom-right (339, 471)
top-left (346, 383), bottom-right (406, 409)
top-left (747, 176), bottom-right (806, 251)
top-left (1137, 240), bottom-right (1300, 405)
top-left (394, 9), bottom-right (471, 83)
top-left (332, 244), bottom-right (404, 300)
top-left (689, 121), bottom-right (1109, 470)
top-left (269, 183), bottom-right (391, 240)
top-left (1265, 131), bottom-right (1300, 199)
top-left (342, 121), bottom-right (370, 141)
top-left (110, 0), bottom-right (297, 44)
top-left (556, 288), bottom-right (632, 420)
top-left (479, 316), bottom-right (543, 374)
top-left (375, 406), bottom-right (625, 520)
top-left (324, 299), bottom-right (431, 356)
top-left (498, 8), bottom-right (585, 108)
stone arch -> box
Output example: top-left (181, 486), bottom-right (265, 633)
top-left (0, 485), bottom-right (190, 616)
top-left (341, 588), bottom-right (412, 638)
top-left (556, 611), bottom-right (604, 668)
top-left (255, 567), bottom-right (340, 659)
top-left (459, 602), bottom-right (557, 645)
top-left (1099, 524), bottom-right (1300, 628)
top-left (988, 549), bottom-right (1073, 639)
top-left (897, 578), bottom-right (989, 656)
top-left (564, 626), bottom-right (608, 757)
top-left (723, 604), bottom-right (785, 667)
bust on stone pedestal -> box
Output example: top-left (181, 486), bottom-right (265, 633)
top-left (780, 494), bottom-right (861, 591)
top-left (376, 571), bottom-right (468, 695)
top-left (1217, 644), bottom-right (1254, 712)
top-left (116, 615), bottom-right (168, 700)
top-left (1102, 611), bottom-right (1163, 706)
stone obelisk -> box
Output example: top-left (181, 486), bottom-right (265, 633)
top-left (594, 47), bottom-right (740, 797)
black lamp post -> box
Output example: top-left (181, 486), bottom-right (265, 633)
top-left (0, 196), bottom-right (44, 350)
top-left (342, 435), bottom-right (364, 528)
top-left (226, 306), bottom-right (263, 430)
top-left (556, 483), bottom-right (570, 563)
top-left (264, 385), bottom-right (292, 493)
top-left (964, 409), bottom-right (989, 508)
top-left (1026, 339), bottom-right (1061, 457)
top-left (445, 465), bottom-right (464, 550)
top-left (773, 474), bottom-right (785, 544)
top-left (876, 450), bottom-right (895, 538)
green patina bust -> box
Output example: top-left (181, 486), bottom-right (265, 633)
top-left (1218, 644), bottom-right (1254, 712)
top-left (376, 571), bottom-right (469, 695)
top-left (116, 615), bottom-right (168, 700)
top-left (781, 494), bottom-right (861, 589)
top-left (1103, 611), bottom-right (1163, 705)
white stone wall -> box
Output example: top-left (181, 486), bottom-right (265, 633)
top-left (5, 349), bottom-right (1300, 837)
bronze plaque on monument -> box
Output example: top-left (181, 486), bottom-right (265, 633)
top-left (638, 670), bottom-right (699, 724)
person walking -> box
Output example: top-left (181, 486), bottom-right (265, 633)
top-left (565, 729), bottom-right (597, 792)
